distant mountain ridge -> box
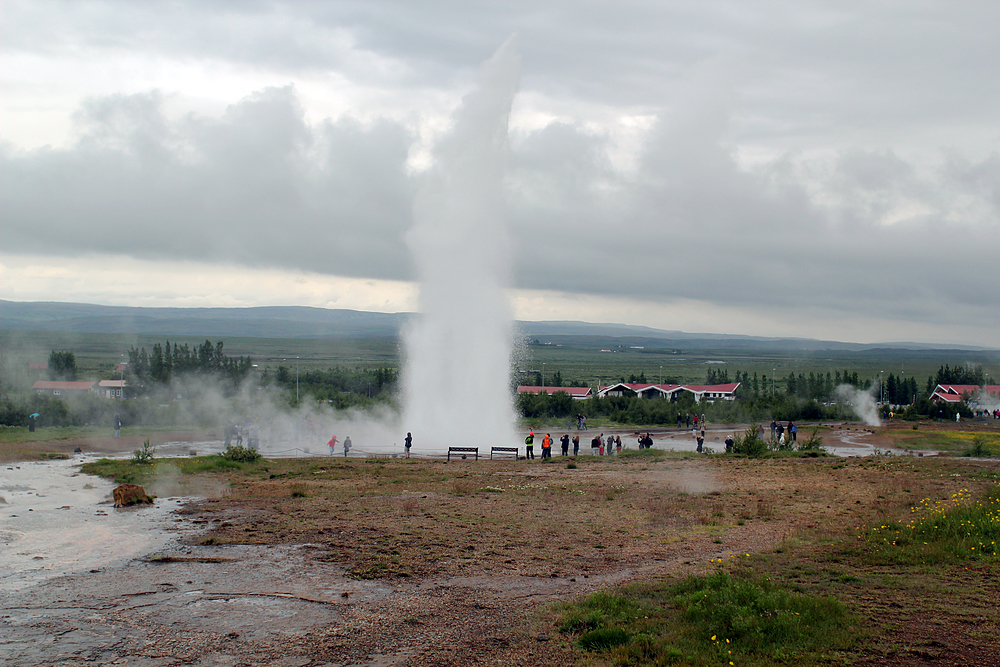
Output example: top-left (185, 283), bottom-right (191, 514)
top-left (0, 299), bottom-right (991, 351)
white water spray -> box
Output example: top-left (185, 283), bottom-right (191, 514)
top-left (401, 37), bottom-right (521, 451)
top-left (835, 384), bottom-right (882, 427)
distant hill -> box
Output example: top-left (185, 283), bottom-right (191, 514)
top-left (0, 299), bottom-right (991, 352)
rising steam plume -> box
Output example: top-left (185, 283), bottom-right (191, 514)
top-left (401, 37), bottom-right (521, 451)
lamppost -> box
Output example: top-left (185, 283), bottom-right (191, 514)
top-left (297, 357), bottom-right (300, 402)
top-left (772, 369), bottom-right (775, 396)
top-left (542, 363), bottom-right (545, 387)
top-left (880, 370), bottom-right (884, 404)
top-left (660, 366), bottom-right (663, 385)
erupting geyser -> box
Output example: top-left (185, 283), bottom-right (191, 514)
top-left (401, 37), bottom-right (521, 451)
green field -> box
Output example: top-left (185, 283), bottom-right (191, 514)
top-left (0, 330), bottom-right (400, 379)
top-left (3, 328), bottom-right (998, 389)
top-left (515, 340), bottom-right (998, 390)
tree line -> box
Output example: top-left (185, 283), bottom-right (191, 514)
top-left (126, 340), bottom-right (254, 396)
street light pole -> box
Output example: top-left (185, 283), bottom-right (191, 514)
top-left (880, 370), bottom-right (884, 404)
top-left (660, 366), bottom-right (663, 385)
top-left (772, 369), bottom-right (775, 396)
top-left (542, 363), bottom-right (545, 387)
top-left (296, 357), bottom-right (300, 402)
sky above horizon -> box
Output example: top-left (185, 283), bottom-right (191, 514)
top-left (2, 1), bottom-right (999, 347)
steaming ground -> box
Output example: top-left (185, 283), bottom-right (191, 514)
top-left (6, 447), bottom-right (1000, 665)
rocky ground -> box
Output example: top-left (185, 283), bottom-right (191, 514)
top-left (4, 423), bottom-right (1000, 665)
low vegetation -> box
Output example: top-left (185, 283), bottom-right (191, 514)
top-left (558, 568), bottom-right (856, 665)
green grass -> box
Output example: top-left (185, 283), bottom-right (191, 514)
top-left (81, 454), bottom-right (262, 485)
top-left (556, 569), bottom-right (856, 665)
top-left (865, 483), bottom-right (1000, 565)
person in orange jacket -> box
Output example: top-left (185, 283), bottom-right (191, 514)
top-left (541, 433), bottom-right (552, 459)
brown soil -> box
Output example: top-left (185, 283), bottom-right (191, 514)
top-left (5, 431), bottom-right (1000, 665)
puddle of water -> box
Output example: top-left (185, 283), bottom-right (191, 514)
top-left (0, 456), bottom-right (201, 592)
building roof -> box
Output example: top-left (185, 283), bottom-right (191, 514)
top-left (682, 383), bottom-right (741, 393)
top-left (934, 384), bottom-right (1000, 396)
top-left (600, 383), bottom-right (682, 392)
top-left (32, 380), bottom-right (97, 390)
top-left (598, 382), bottom-right (741, 398)
top-left (98, 380), bottom-right (126, 388)
top-left (930, 391), bottom-right (963, 403)
top-left (517, 386), bottom-right (593, 397)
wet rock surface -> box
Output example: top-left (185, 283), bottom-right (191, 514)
top-left (2, 540), bottom-right (618, 666)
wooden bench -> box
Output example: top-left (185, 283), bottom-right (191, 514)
top-left (490, 446), bottom-right (519, 460)
top-left (447, 447), bottom-right (479, 461)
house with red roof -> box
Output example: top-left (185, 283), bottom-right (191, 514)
top-left (598, 382), bottom-right (740, 402)
top-left (32, 380), bottom-right (97, 397)
top-left (598, 383), bottom-right (685, 400)
top-left (930, 384), bottom-right (1000, 405)
top-left (517, 386), bottom-right (593, 400)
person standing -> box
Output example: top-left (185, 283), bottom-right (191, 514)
top-left (114, 414), bottom-right (122, 438)
top-left (404, 432), bottom-right (412, 458)
top-left (541, 433), bottom-right (552, 459)
top-left (677, 412), bottom-right (683, 428)
top-left (560, 434), bottom-right (570, 456)
top-left (328, 434), bottom-right (339, 456)
top-left (615, 435), bottom-right (622, 453)
top-left (770, 420), bottom-right (777, 440)
top-left (591, 434), bottom-right (601, 456)
top-left (524, 431), bottom-right (534, 459)
top-left (789, 422), bottom-right (797, 443)
top-left (572, 434), bottom-right (580, 456)
top-left (606, 434), bottom-right (614, 455)
top-left (28, 414), bottom-right (36, 433)
top-left (343, 436), bottom-right (352, 457)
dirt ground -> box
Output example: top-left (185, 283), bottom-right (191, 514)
top-left (4, 424), bottom-right (1000, 666)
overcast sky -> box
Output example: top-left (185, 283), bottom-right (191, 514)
top-left (2, 1), bottom-right (999, 346)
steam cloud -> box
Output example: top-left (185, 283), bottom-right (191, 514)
top-left (400, 36), bottom-right (522, 451)
top-left (834, 384), bottom-right (882, 427)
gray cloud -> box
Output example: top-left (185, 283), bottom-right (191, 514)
top-left (2, 87), bottom-right (415, 279)
top-left (2, 1), bottom-right (1000, 343)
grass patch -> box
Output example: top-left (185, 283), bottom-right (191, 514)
top-left (81, 454), bottom-right (261, 485)
top-left (556, 569), bottom-right (856, 665)
top-left (618, 448), bottom-right (667, 461)
top-left (865, 483), bottom-right (1000, 564)
top-left (963, 435), bottom-right (998, 458)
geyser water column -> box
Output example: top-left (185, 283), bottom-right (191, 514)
top-left (402, 37), bottom-right (521, 452)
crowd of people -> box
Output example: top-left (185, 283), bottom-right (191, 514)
top-left (224, 418), bottom-right (261, 449)
top-left (524, 430), bottom-right (657, 458)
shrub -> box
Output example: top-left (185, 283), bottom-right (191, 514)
top-left (963, 436), bottom-right (993, 458)
top-left (732, 424), bottom-right (767, 457)
top-left (221, 443), bottom-right (263, 463)
top-left (796, 427), bottom-right (825, 451)
top-left (131, 439), bottom-right (156, 465)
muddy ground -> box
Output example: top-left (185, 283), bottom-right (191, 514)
top-left (4, 424), bottom-right (1000, 666)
